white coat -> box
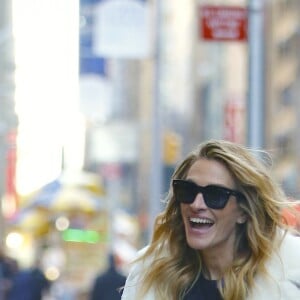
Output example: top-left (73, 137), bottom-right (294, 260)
top-left (121, 233), bottom-right (300, 300)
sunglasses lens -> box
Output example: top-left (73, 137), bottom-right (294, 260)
top-left (203, 186), bottom-right (230, 209)
top-left (174, 182), bottom-right (196, 204)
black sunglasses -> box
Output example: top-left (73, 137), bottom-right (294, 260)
top-left (172, 179), bottom-right (245, 209)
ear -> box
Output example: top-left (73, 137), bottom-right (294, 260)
top-left (237, 212), bottom-right (247, 224)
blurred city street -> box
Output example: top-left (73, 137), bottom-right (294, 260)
top-left (0, 0), bottom-right (300, 299)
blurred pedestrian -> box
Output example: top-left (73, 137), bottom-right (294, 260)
top-left (8, 260), bottom-right (50, 300)
top-left (0, 248), bottom-right (15, 299)
top-left (122, 140), bottom-right (300, 300)
top-left (90, 252), bottom-right (126, 300)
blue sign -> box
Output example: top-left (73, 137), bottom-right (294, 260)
top-left (80, 0), bottom-right (106, 75)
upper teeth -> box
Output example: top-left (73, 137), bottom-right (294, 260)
top-left (190, 217), bottom-right (213, 224)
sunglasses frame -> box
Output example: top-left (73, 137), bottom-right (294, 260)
top-left (172, 179), bottom-right (245, 209)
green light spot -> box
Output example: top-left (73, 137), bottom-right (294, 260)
top-left (62, 229), bottom-right (104, 243)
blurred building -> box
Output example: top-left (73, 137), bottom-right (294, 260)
top-left (0, 0), bottom-right (18, 244)
top-left (265, 0), bottom-right (300, 197)
top-left (195, 0), bottom-right (300, 198)
top-left (81, 0), bottom-right (300, 231)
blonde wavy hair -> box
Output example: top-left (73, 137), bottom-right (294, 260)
top-left (135, 140), bottom-right (297, 300)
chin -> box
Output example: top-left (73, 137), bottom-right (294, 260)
top-left (186, 237), bottom-right (209, 250)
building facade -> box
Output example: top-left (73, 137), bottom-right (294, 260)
top-left (265, 0), bottom-right (300, 197)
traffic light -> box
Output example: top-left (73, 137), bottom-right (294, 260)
top-left (163, 131), bottom-right (181, 165)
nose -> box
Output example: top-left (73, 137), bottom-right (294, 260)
top-left (190, 193), bottom-right (207, 210)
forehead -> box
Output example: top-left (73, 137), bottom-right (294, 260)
top-left (186, 158), bottom-right (235, 187)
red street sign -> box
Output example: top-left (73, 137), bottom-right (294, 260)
top-left (200, 5), bottom-right (248, 42)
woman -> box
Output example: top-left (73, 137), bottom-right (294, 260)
top-left (122, 140), bottom-right (300, 300)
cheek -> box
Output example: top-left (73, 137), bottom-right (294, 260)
top-left (216, 205), bottom-right (242, 227)
top-left (180, 204), bottom-right (189, 224)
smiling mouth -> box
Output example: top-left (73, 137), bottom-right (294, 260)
top-left (189, 217), bottom-right (214, 229)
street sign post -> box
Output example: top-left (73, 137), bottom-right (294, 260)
top-left (247, 0), bottom-right (265, 149)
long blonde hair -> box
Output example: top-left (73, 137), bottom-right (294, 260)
top-left (135, 140), bottom-right (296, 300)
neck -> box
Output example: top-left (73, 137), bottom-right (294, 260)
top-left (201, 248), bottom-right (235, 280)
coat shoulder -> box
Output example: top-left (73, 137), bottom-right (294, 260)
top-left (249, 233), bottom-right (300, 300)
top-left (121, 245), bottom-right (155, 300)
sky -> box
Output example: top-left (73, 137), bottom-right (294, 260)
top-left (12, 0), bottom-right (85, 197)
